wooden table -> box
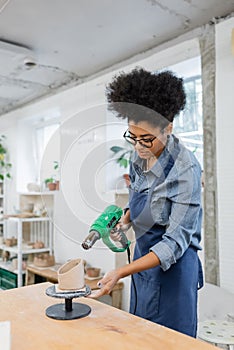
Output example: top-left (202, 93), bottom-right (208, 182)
top-left (26, 264), bottom-right (123, 309)
top-left (0, 282), bottom-right (216, 350)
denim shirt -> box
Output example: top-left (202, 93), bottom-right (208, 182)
top-left (129, 134), bottom-right (203, 271)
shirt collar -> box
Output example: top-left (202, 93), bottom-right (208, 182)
top-left (133, 134), bottom-right (176, 177)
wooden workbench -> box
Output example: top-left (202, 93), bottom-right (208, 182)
top-left (26, 264), bottom-right (123, 309)
top-left (0, 282), bottom-right (216, 350)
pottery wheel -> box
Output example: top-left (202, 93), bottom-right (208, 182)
top-left (45, 284), bottom-right (91, 320)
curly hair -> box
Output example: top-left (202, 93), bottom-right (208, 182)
top-left (106, 67), bottom-right (186, 128)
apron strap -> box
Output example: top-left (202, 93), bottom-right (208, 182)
top-left (197, 257), bottom-right (204, 290)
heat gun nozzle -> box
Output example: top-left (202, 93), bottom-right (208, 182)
top-left (81, 242), bottom-right (91, 250)
top-left (81, 230), bottom-right (100, 250)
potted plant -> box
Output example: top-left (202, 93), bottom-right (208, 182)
top-left (44, 161), bottom-right (60, 191)
top-left (44, 177), bottom-right (56, 191)
top-left (0, 135), bottom-right (12, 181)
top-left (110, 144), bottom-right (133, 186)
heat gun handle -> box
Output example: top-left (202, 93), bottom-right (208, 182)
top-left (118, 229), bottom-right (130, 249)
top-left (111, 227), bottom-right (130, 249)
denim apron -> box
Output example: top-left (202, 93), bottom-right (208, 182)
top-left (129, 142), bottom-right (203, 337)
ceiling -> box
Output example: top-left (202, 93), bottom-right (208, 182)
top-left (0, 0), bottom-right (233, 117)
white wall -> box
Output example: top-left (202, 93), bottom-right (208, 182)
top-left (216, 17), bottom-right (234, 293)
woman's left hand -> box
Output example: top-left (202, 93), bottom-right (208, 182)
top-left (87, 269), bottom-right (121, 299)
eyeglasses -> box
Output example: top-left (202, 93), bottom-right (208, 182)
top-left (123, 130), bottom-right (157, 149)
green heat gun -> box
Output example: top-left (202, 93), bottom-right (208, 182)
top-left (81, 205), bottom-right (131, 253)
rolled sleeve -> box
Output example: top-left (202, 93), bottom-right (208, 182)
top-left (150, 241), bottom-right (176, 271)
top-left (150, 162), bottom-right (202, 271)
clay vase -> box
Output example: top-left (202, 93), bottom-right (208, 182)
top-left (123, 173), bottom-right (131, 187)
top-left (57, 258), bottom-right (85, 291)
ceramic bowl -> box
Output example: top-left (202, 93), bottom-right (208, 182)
top-left (22, 203), bottom-right (34, 213)
top-left (86, 267), bottom-right (101, 278)
top-left (27, 183), bottom-right (40, 192)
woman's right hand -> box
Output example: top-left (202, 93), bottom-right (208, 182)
top-left (110, 222), bottom-right (132, 242)
top-left (118, 221), bottom-right (132, 232)
top-left (116, 209), bottom-right (132, 233)
top-left (110, 209), bottom-right (132, 241)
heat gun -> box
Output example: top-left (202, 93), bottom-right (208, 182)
top-left (81, 205), bottom-right (131, 253)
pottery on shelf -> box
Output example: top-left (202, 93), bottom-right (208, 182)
top-left (33, 253), bottom-right (55, 267)
top-left (12, 258), bottom-right (27, 270)
top-left (27, 183), bottom-right (40, 192)
top-left (32, 241), bottom-right (45, 249)
top-left (57, 258), bottom-right (85, 291)
top-left (123, 173), bottom-right (131, 187)
top-left (55, 180), bottom-right (60, 190)
top-left (86, 267), bottom-right (101, 278)
top-left (2, 250), bottom-right (10, 261)
top-left (5, 237), bottom-right (17, 247)
top-left (22, 203), bottom-right (34, 213)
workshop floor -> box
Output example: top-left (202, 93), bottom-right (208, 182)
top-left (198, 282), bottom-right (234, 322)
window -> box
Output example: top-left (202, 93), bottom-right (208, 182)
top-left (173, 75), bottom-right (203, 167)
top-left (35, 121), bottom-right (60, 183)
top-left (35, 123), bottom-right (59, 165)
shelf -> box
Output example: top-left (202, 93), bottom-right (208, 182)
top-left (0, 181), bottom-right (6, 252)
top-left (3, 213), bottom-right (53, 288)
top-left (1, 192), bottom-right (54, 289)
top-left (19, 192), bottom-right (57, 196)
top-left (7, 216), bottom-right (51, 222)
top-left (0, 244), bottom-right (51, 254)
top-left (0, 261), bottom-right (26, 275)
top-left (0, 260), bottom-right (12, 270)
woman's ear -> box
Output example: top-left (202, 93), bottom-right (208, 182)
top-left (165, 123), bottom-right (173, 134)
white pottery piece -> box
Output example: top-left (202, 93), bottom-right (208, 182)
top-left (57, 258), bottom-right (85, 291)
top-left (27, 183), bottom-right (40, 192)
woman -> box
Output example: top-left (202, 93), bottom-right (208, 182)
top-left (89, 68), bottom-right (203, 337)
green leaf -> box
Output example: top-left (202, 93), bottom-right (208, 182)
top-left (45, 177), bottom-right (55, 184)
top-left (118, 158), bottom-right (129, 168)
top-left (110, 146), bottom-right (124, 154)
top-left (53, 161), bottom-right (59, 170)
top-left (0, 148), bottom-right (6, 154)
top-left (0, 135), bottom-right (12, 180)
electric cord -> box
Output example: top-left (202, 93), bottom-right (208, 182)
top-left (127, 246), bottom-right (137, 315)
